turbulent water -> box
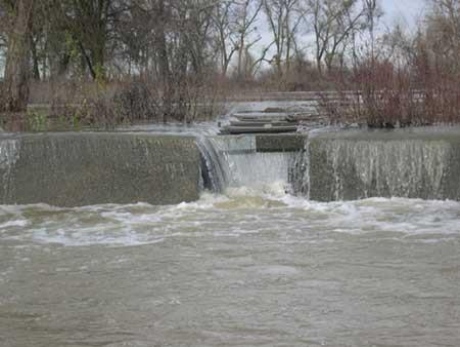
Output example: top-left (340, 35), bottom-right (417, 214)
top-left (1, 185), bottom-right (459, 347)
top-left (1, 118), bottom-right (460, 346)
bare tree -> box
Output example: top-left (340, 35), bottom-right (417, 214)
top-left (0, 2), bottom-right (11, 51)
top-left (210, 0), bottom-right (240, 76)
top-left (118, 0), bottom-right (219, 121)
top-left (425, 0), bottom-right (460, 73)
top-left (233, 0), bottom-right (262, 79)
top-left (2, 0), bottom-right (35, 112)
top-left (262, 0), bottom-right (302, 77)
top-left (307, 0), bottom-right (366, 74)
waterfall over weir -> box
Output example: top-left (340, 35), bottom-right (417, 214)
top-left (201, 129), bottom-right (460, 202)
top-left (0, 138), bottom-right (21, 201)
top-left (309, 137), bottom-right (450, 201)
top-left (1, 128), bottom-right (460, 206)
top-left (305, 129), bottom-right (460, 201)
top-left (200, 135), bottom-right (296, 193)
top-left (0, 133), bottom-right (201, 206)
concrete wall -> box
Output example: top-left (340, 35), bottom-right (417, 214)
top-left (214, 128), bottom-right (460, 201)
top-left (210, 134), bottom-right (307, 153)
top-left (2, 128), bottom-right (460, 205)
top-left (307, 128), bottom-right (460, 201)
top-left (255, 134), bottom-right (306, 152)
top-left (0, 133), bottom-right (200, 206)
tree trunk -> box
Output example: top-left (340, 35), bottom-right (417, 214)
top-left (30, 34), bottom-right (40, 80)
top-left (2, 0), bottom-right (35, 112)
top-left (156, 0), bottom-right (171, 122)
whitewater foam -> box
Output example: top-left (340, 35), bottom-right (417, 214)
top-left (0, 190), bottom-right (459, 247)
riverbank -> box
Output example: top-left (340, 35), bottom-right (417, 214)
top-left (2, 87), bottom-right (458, 132)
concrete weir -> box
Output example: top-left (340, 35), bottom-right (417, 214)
top-left (1, 128), bottom-right (460, 206)
top-left (0, 133), bottom-right (201, 206)
top-left (212, 129), bottom-right (460, 201)
top-left (205, 134), bottom-right (305, 189)
top-left (307, 128), bottom-right (460, 201)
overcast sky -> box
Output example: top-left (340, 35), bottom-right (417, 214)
top-left (381, 0), bottom-right (427, 29)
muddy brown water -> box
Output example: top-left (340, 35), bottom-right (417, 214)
top-left (1, 190), bottom-right (459, 347)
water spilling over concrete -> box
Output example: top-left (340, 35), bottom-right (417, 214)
top-left (203, 128), bottom-right (460, 201)
top-left (2, 128), bottom-right (460, 206)
top-left (0, 138), bottom-right (21, 201)
top-left (206, 135), bottom-right (300, 192)
top-left (306, 129), bottom-right (460, 201)
top-left (196, 136), bottom-right (229, 192)
top-left (0, 133), bottom-right (200, 206)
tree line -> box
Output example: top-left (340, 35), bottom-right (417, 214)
top-left (1, 0), bottom-right (460, 125)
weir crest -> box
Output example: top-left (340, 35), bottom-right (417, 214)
top-left (201, 129), bottom-right (460, 201)
top-left (1, 128), bottom-right (460, 206)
